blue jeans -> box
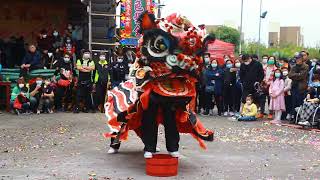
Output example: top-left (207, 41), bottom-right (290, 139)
top-left (238, 116), bottom-right (256, 121)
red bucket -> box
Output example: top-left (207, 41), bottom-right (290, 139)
top-left (145, 154), bottom-right (178, 177)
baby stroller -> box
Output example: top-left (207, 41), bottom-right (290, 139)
top-left (295, 101), bottom-right (320, 129)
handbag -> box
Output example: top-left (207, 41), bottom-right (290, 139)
top-left (58, 79), bottom-right (71, 87)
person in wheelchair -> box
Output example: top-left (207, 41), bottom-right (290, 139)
top-left (298, 74), bottom-right (320, 126)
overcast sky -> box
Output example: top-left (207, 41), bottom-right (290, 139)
top-left (161, 0), bottom-right (320, 47)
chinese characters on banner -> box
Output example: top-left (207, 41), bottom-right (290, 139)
top-left (120, 0), bottom-right (155, 40)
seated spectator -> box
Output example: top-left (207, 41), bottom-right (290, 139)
top-left (13, 87), bottom-right (31, 115)
top-left (308, 60), bottom-right (320, 87)
top-left (297, 74), bottom-right (320, 126)
top-left (10, 77), bottom-right (27, 106)
top-left (29, 76), bottom-right (45, 112)
top-left (51, 29), bottom-right (63, 53)
top-left (20, 45), bottom-right (43, 77)
top-left (53, 53), bottom-right (77, 112)
top-left (237, 95), bottom-right (258, 121)
top-left (37, 78), bottom-right (54, 114)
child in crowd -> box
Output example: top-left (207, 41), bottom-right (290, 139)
top-left (259, 56), bottom-right (278, 119)
top-left (269, 69), bottom-right (285, 124)
top-left (223, 60), bottom-right (236, 116)
top-left (281, 68), bottom-right (293, 120)
top-left (13, 87), bottom-right (30, 115)
top-left (237, 95), bottom-right (257, 121)
top-left (37, 78), bottom-right (54, 114)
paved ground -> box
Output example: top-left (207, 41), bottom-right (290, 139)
top-left (0, 112), bottom-right (319, 180)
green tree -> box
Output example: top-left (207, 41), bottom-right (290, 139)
top-left (210, 26), bottom-right (241, 52)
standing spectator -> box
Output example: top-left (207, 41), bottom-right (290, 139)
top-left (301, 50), bottom-right (311, 70)
top-left (110, 52), bottom-right (128, 88)
top-left (20, 45), bottom-right (42, 77)
top-left (203, 59), bottom-right (224, 116)
top-left (288, 53), bottom-right (309, 118)
top-left (93, 52), bottom-right (111, 112)
top-left (261, 55), bottom-right (269, 67)
top-left (277, 58), bottom-right (289, 70)
top-left (269, 69), bottom-right (285, 124)
top-left (37, 78), bottom-right (54, 114)
top-left (223, 60), bottom-right (236, 116)
top-left (239, 54), bottom-right (264, 104)
top-left (74, 50), bottom-right (95, 113)
top-left (54, 53), bottom-right (76, 112)
top-left (37, 30), bottom-right (53, 68)
top-left (234, 59), bottom-right (243, 113)
top-left (63, 36), bottom-right (76, 66)
top-left (281, 68), bottom-right (293, 120)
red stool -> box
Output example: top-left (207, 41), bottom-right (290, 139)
top-left (0, 81), bottom-right (11, 112)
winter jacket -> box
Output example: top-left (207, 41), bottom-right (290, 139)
top-left (223, 68), bottom-right (236, 86)
top-left (22, 51), bottom-right (41, 66)
top-left (288, 63), bottom-right (309, 92)
top-left (204, 66), bottom-right (224, 95)
top-left (239, 60), bottom-right (264, 91)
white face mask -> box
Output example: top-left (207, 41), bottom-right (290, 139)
top-left (244, 61), bottom-right (250, 65)
top-left (235, 62), bottom-right (241, 68)
top-left (43, 34), bottom-right (47, 38)
top-left (100, 56), bottom-right (106, 61)
top-left (262, 58), bottom-right (268, 64)
top-left (204, 57), bottom-right (210, 64)
top-left (83, 53), bottom-right (91, 60)
top-left (53, 32), bottom-right (58, 37)
top-left (283, 71), bottom-right (288, 76)
top-left (118, 58), bottom-right (123, 63)
top-left (64, 57), bottom-right (70, 63)
top-left (36, 80), bottom-right (43, 86)
top-left (18, 84), bottom-right (25, 88)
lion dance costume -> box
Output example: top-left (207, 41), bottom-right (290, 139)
top-left (104, 12), bottom-right (214, 157)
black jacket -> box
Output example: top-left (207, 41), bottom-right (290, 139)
top-left (223, 68), bottom-right (237, 86)
top-left (240, 60), bottom-right (264, 90)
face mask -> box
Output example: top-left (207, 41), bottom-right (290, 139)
top-left (68, 26), bottom-right (72, 30)
top-left (118, 58), bottom-right (123, 63)
top-left (204, 57), bottom-right (210, 64)
top-left (246, 100), bottom-right (252, 105)
top-left (235, 62), bottom-right (241, 68)
top-left (226, 64), bottom-right (233, 69)
top-left (313, 82), bottom-right (320, 87)
top-left (262, 58), bottom-right (268, 64)
top-left (18, 84), bottom-right (24, 88)
top-left (282, 71), bottom-right (288, 76)
top-left (83, 53), bottom-right (91, 60)
top-left (211, 63), bottom-right (217, 68)
top-left (64, 57), bottom-right (70, 63)
top-left (274, 73), bottom-right (281, 78)
top-left (53, 32), bottom-right (58, 37)
top-left (43, 34), bottom-right (47, 38)
top-left (67, 39), bottom-right (71, 43)
top-left (99, 56), bottom-right (106, 61)
top-left (36, 80), bottom-right (43, 86)
top-left (278, 63), bottom-right (283, 67)
top-left (244, 61), bottom-right (250, 65)
top-left (268, 60), bottom-right (275, 65)
top-left (312, 62), bottom-right (316, 67)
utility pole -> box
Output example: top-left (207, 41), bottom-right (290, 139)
top-left (258, 0), bottom-right (262, 58)
top-left (239, 0), bottom-right (244, 53)
top-left (88, 0), bottom-right (92, 52)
